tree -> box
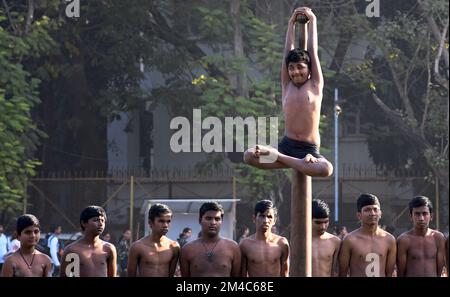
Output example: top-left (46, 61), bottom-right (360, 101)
top-left (343, 0), bottom-right (448, 192)
top-left (0, 0), bottom-right (55, 224)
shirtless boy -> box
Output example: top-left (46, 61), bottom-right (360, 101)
top-left (311, 199), bottom-right (340, 277)
top-left (397, 196), bottom-right (446, 277)
top-left (1, 214), bottom-right (52, 277)
top-left (338, 194), bottom-right (396, 277)
top-left (244, 7), bottom-right (333, 178)
top-left (180, 202), bottom-right (241, 277)
top-left (60, 205), bottom-right (117, 277)
top-left (127, 203), bottom-right (180, 277)
top-left (239, 200), bottom-right (289, 277)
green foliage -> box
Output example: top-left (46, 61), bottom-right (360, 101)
top-left (0, 6), bottom-right (54, 218)
top-left (343, 0), bottom-right (448, 182)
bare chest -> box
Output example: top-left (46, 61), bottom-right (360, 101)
top-left (312, 239), bottom-right (336, 261)
top-left (351, 238), bottom-right (389, 262)
top-left (141, 247), bottom-right (174, 265)
top-left (283, 84), bottom-right (320, 112)
top-left (407, 237), bottom-right (438, 260)
top-left (190, 249), bottom-right (233, 272)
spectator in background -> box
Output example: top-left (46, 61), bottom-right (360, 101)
top-left (0, 225), bottom-right (8, 271)
top-left (48, 225), bottom-right (63, 277)
top-left (338, 226), bottom-right (348, 240)
top-left (177, 227), bottom-right (192, 248)
top-left (101, 231), bottom-right (112, 242)
top-left (8, 231), bottom-right (20, 253)
top-left (117, 229), bottom-right (131, 277)
top-left (271, 225), bottom-right (278, 235)
top-left (238, 226), bottom-right (250, 243)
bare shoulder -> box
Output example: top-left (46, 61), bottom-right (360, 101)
top-left (3, 252), bottom-right (18, 264)
top-left (64, 239), bottom-right (81, 253)
top-left (102, 241), bottom-right (116, 252)
top-left (430, 229), bottom-right (445, 241)
top-left (130, 238), bottom-right (142, 249)
top-left (167, 238), bottom-right (180, 249)
top-left (343, 229), bottom-right (359, 243)
top-left (36, 250), bottom-right (52, 263)
top-left (181, 238), bottom-right (198, 253)
top-left (326, 232), bottom-right (341, 245)
top-left (274, 234), bottom-right (289, 246)
top-left (380, 229), bottom-right (396, 243)
top-left (239, 235), bottom-right (252, 249)
top-left (222, 238), bottom-right (239, 249)
top-left (397, 230), bottom-right (412, 243)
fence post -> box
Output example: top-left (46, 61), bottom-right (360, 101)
top-left (130, 175), bottom-right (135, 242)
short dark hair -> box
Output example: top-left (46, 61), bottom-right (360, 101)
top-left (286, 48), bottom-right (311, 70)
top-left (356, 193), bottom-right (380, 212)
top-left (199, 202), bottom-right (224, 221)
top-left (182, 227), bottom-right (192, 233)
top-left (17, 214), bottom-right (40, 235)
top-left (80, 205), bottom-right (107, 230)
top-left (148, 203), bottom-right (172, 222)
top-left (312, 199), bottom-right (330, 219)
top-left (409, 196), bottom-right (433, 215)
top-left (50, 224), bottom-right (61, 233)
top-left (254, 200), bottom-right (277, 217)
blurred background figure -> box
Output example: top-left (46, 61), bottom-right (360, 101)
top-left (0, 225), bottom-right (8, 271)
top-left (117, 229), bottom-right (131, 277)
top-left (101, 231), bottom-right (112, 242)
top-left (238, 225), bottom-right (250, 243)
top-left (176, 227), bottom-right (192, 248)
top-left (338, 226), bottom-right (348, 240)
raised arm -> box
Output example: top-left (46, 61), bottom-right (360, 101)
top-left (281, 9), bottom-right (302, 89)
top-left (301, 8), bottom-right (324, 89)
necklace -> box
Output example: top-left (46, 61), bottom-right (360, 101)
top-left (201, 238), bottom-right (221, 262)
top-left (19, 248), bottom-right (36, 270)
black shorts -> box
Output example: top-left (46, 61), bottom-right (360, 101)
top-left (278, 136), bottom-right (323, 159)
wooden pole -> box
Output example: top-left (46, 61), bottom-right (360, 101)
top-left (129, 175), bottom-right (134, 243)
top-left (435, 177), bottom-right (440, 230)
top-left (290, 169), bottom-right (312, 276)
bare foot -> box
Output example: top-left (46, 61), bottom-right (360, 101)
top-left (254, 145), bottom-right (279, 163)
top-left (304, 154), bottom-right (318, 163)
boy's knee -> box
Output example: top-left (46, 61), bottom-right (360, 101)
top-left (243, 149), bottom-right (254, 164)
top-left (322, 163), bottom-right (333, 177)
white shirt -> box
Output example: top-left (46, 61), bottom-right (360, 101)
top-left (48, 235), bottom-right (60, 266)
top-left (0, 233), bottom-right (8, 263)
